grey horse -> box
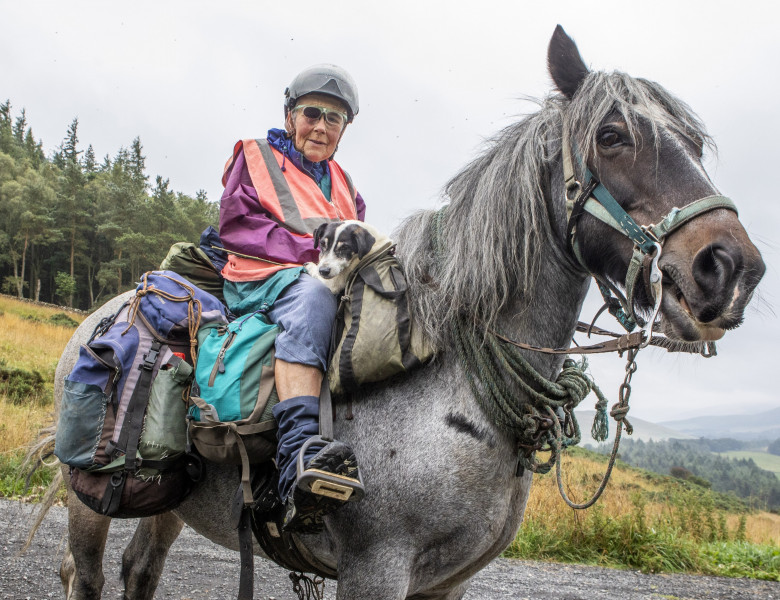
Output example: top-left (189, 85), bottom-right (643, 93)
top-left (51, 26), bottom-right (765, 600)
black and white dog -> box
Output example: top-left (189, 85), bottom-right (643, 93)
top-left (305, 220), bottom-right (390, 294)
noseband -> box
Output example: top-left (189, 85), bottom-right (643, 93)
top-left (561, 134), bottom-right (737, 346)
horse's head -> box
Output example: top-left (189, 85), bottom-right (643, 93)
top-left (548, 26), bottom-right (765, 343)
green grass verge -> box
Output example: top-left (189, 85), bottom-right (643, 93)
top-left (701, 541), bottom-right (780, 580)
top-left (0, 450), bottom-right (57, 501)
top-left (504, 501), bottom-right (703, 574)
top-left (505, 493), bottom-right (779, 580)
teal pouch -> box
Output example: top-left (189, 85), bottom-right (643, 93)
top-left (190, 313), bottom-right (279, 422)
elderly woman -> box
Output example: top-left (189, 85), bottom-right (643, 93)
top-left (218, 65), bottom-right (366, 532)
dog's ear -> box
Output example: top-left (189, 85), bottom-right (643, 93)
top-left (353, 227), bottom-right (376, 259)
top-left (313, 223), bottom-right (328, 250)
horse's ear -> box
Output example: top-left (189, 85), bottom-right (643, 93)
top-left (548, 25), bottom-right (589, 100)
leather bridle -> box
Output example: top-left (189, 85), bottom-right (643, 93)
top-left (561, 131), bottom-right (737, 348)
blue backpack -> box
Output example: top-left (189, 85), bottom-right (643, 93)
top-left (55, 271), bottom-right (230, 518)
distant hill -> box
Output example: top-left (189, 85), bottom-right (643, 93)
top-left (659, 407), bottom-right (780, 441)
top-left (575, 409), bottom-right (695, 446)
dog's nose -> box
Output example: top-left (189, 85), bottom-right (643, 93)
top-left (319, 266), bottom-right (331, 278)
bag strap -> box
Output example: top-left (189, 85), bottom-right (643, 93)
top-left (319, 376), bottom-right (334, 441)
top-left (230, 482), bottom-right (255, 600)
top-left (358, 264), bottom-right (407, 299)
top-left (101, 339), bottom-right (163, 516)
top-left (338, 275), bottom-right (366, 389)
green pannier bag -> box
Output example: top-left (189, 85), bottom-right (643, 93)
top-left (329, 242), bottom-right (433, 395)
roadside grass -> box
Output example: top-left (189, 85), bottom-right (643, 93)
top-left (507, 446), bottom-right (779, 580)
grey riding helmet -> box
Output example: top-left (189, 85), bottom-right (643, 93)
top-left (284, 64), bottom-right (359, 122)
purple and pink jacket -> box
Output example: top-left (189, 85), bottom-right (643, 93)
top-left (219, 128), bottom-right (366, 282)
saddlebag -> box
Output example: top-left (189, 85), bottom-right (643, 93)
top-left (55, 271), bottom-right (229, 518)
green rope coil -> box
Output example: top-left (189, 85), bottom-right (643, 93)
top-left (452, 317), bottom-right (606, 473)
top-left (432, 206), bottom-right (610, 473)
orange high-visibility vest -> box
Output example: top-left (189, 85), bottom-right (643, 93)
top-left (221, 138), bottom-right (359, 281)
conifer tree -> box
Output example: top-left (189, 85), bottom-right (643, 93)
top-left (83, 144), bottom-right (96, 175)
top-left (56, 117), bottom-right (87, 306)
top-left (0, 100), bottom-right (13, 154)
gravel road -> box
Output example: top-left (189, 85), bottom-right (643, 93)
top-left (2, 499), bottom-right (777, 600)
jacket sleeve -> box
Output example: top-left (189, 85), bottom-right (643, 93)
top-left (355, 189), bottom-right (366, 221)
top-left (218, 147), bottom-right (319, 265)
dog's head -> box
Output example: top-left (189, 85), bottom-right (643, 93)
top-left (312, 221), bottom-right (377, 280)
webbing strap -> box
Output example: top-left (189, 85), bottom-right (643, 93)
top-left (587, 179), bottom-right (657, 253)
top-left (319, 376), bottom-right (334, 441)
top-left (237, 507), bottom-right (255, 600)
top-left (649, 195), bottom-right (737, 239)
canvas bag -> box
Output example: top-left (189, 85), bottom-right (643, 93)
top-left (328, 243), bottom-right (433, 395)
top-left (159, 227), bottom-right (228, 304)
top-left (55, 271), bottom-right (229, 517)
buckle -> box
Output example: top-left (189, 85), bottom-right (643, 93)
top-left (141, 346), bottom-right (160, 370)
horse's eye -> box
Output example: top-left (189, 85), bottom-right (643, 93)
top-left (598, 130), bottom-right (622, 148)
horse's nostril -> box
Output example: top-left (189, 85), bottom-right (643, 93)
top-left (692, 243), bottom-right (740, 292)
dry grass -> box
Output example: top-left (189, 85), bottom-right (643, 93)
top-left (526, 449), bottom-right (780, 546)
top-left (0, 296), bottom-right (82, 454)
top-left (732, 512), bottom-right (780, 546)
top-left (0, 311), bottom-right (81, 378)
top-left (0, 399), bottom-right (52, 454)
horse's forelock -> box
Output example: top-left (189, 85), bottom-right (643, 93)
top-left (566, 72), bottom-right (715, 165)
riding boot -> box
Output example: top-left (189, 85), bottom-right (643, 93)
top-left (272, 395), bottom-right (363, 533)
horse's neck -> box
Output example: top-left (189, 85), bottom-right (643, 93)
top-left (495, 164), bottom-right (590, 379)
top-left (497, 269), bottom-right (589, 379)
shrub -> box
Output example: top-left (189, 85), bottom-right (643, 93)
top-left (48, 312), bottom-right (78, 328)
top-left (54, 272), bottom-right (77, 304)
top-left (0, 451), bottom-right (58, 501)
top-left (0, 359), bottom-right (47, 404)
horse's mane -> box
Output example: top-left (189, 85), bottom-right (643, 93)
top-left (394, 71), bottom-right (713, 347)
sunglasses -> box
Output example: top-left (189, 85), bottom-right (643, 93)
top-left (294, 104), bottom-right (348, 129)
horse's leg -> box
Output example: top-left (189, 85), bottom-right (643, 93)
top-left (61, 483), bottom-right (111, 600)
top-left (121, 512), bottom-right (184, 600)
top-left (407, 583), bottom-right (470, 600)
top-left (336, 565), bottom-right (469, 600)
top-left (335, 549), bottom-right (413, 600)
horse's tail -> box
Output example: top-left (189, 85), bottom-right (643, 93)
top-left (19, 419), bottom-right (63, 553)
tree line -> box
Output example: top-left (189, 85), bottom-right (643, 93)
top-left (600, 438), bottom-right (780, 511)
top-left (0, 101), bottom-right (218, 311)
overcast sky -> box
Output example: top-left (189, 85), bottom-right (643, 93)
top-left (2, 1), bottom-right (778, 425)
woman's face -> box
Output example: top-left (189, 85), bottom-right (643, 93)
top-left (286, 93), bottom-right (348, 162)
